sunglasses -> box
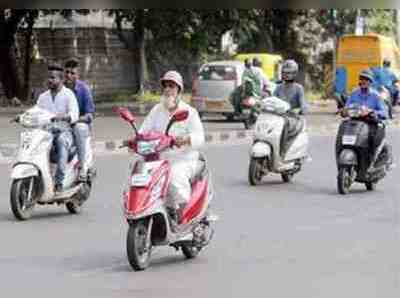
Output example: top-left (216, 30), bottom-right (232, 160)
top-left (65, 70), bottom-right (77, 75)
top-left (163, 81), bottom-right (177, 89)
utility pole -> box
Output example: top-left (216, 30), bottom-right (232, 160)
top-left (394, 9), bottom-right (400, 46)
top-left (331, 9), bottom-right (338, 99)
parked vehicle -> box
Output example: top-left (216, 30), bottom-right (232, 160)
top-left (191, 60), bottom-right (245, 121)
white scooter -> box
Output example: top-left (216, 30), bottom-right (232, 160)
top-left (10, 106), bottom-right (95, 220)
top-left (248, 96), bottom-right (310, 185)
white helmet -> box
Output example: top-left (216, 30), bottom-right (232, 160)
top-left (281, 59), bottom-right (299, 81)
top-left (160, 70), bottom-right (184, 92)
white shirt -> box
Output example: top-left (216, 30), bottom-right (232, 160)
top-left (139, 100), bottom-right (205, 161)
top-left (36, 86), bottom-right (79, 124)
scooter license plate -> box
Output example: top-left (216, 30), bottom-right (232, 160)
top-left (342, 135), bottom-right (357, 145)
top-left (131, 173), bottom-right (151, 187)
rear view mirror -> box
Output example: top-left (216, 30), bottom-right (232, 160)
top-left (166, 110), bottom-right (189, 135)
top-left (113, 107), bottom-right (136, 123)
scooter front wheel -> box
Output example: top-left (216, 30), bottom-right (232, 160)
top-left (127, 220), bottom-right (152, 271)
top-left (248, 158), bottom-right (265, 186)
top-left (10, 177), bottom-right (37, 220)
top-left (337, 167), bottom-right (352, 195)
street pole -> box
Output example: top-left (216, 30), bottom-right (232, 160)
top-left (394, 9), bottom-right (400, 46)
top-left (332, 9), bottom-right (337, 99)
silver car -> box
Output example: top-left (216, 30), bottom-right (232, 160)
top-left (191, 61), bottom-right (245, 120)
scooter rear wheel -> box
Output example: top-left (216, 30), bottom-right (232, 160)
top-left (365, 181), bottom-right (376, 191)
top-left (281, 173), bottom-right (293, 183)
top-left (181, 243), bottom-right (200, 259)
top-left (127, 220), bottom-right (152, 271)
top-left (66, 200), bottom-right (82, 214)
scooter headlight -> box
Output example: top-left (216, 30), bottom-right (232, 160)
top-left (137, 140), bottom-right (160, 155)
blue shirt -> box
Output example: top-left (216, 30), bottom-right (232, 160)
top-left (371, 66), bottom-right (397, 93)
top-left (346, 87), bottom-right (387, 120)
top-left (73, 80), bottom-right (95, 117)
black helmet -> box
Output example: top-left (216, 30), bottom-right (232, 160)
top-left (359, 69), bottom-right (374, 83)
top-left (252, 57), bottom-right (262, 67)
top-left (383, 58), bottom-right (391, 67)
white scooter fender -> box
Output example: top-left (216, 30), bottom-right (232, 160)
top-left (250, 141), bottom-right (271, 159)
top-left (11, 163), bottom-right (39, 179)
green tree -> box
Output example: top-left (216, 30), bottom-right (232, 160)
top-left (110, 9), bottom-right (236, 93)
top-left (0, 9), bottom-right (90, 104)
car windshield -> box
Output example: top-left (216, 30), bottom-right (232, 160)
top-left (199, 65), bottom-right (236, 81)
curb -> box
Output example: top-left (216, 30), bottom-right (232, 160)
top-left (2, 121), bottom-right (400, 165)
top-left (0, 100), bottom-right (338, 117)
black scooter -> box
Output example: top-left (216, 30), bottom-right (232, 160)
top-left (335, 105), bottom-right (391, 194)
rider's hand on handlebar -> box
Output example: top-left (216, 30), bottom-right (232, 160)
top-left (51, 114), bottom-right (71, 123)
top-left (174, 136), bottom-right (190, 148)
top-left (340, 108), bottom-right (348, 118)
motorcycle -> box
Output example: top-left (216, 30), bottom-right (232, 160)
top-left (10, 106), bottom-right (95, 220)
top-left (335, 104), bottom-right (392, 194)
top-left (229, 79), bottom-right (263, 130)
top-left (114, 107), bottom-right (217, 271)
top-left (248, 96), bottom-right (310, 185)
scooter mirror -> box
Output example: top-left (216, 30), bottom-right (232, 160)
top-left (171, 110), bottom-right (189, 122)
top-left (113, 107), bottom-right (136, 123)
top-left (165, 110), bottom-right (189, 135)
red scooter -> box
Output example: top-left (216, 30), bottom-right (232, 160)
top-left (114, 107), bottom-right (217, 271)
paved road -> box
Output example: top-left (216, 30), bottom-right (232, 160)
top-left (0, 133), bottom-right (399, 297)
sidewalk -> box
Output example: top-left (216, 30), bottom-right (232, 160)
top-left (0, 99), bottom-right (338, 117)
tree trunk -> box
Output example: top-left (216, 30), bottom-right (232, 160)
top-left (394, 9), bottom-right (400, 46)
top-left (22, 15), bottom-right (35, 103)
top-left (134, 10), bottom-right (149, 95)
top-left (0, 45), bottom-right (22, 101)
top-left (0, 10), bottom-right (27, 104)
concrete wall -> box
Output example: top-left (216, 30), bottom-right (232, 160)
top-left (11, 27), bottom-right (137, 102)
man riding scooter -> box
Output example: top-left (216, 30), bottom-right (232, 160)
top-left (273, 59), bottom-right (308, 154)
top-left (138, 70), bottom-right (206, 227)
top-left (36, 64), bottom-right (79, 193)
top-left (341, 69), bottom-right (393, 171)
top-left (64, 58), bottom-right (95, 181)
